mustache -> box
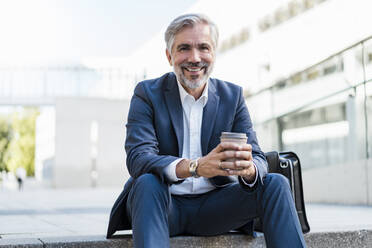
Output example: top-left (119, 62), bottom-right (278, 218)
top-left (180, 62), bottom-right (209, 68)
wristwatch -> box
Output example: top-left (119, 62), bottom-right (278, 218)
top-left (189, 159), bottom-right (200, 178)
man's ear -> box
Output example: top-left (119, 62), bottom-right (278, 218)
top-left (166, 49), bottom-right (173, 66)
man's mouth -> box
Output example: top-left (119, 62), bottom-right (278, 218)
top-left (180, 62), bottom-right (208, 74)
top-left (184, 67), bottom-right (204, 72)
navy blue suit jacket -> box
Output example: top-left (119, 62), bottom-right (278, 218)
top-left (106, 72), bottom-right (268, 238)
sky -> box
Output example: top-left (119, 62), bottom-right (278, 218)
top-left (0, 0), bottom-right (197, 64)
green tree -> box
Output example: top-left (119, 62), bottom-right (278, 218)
top-left (5, 108), bottom-right (39, 176)
top-left (0, 116), bottom-right (12, 172)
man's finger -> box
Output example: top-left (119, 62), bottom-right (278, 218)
top-left (227, 168), bottom-right (249, 176)
top-left (215, 142), bottom-right (241, 152)
top-left (220, 160), bottom-right (252, 170)
top-left (219, 161), bottom-right (235, 170)
top-left (217, 169), bottom-right (230, 177)
top-left (234, 151), bottom-right (252, 161)
top-left (228, 167), bottom-right (255, 177)
top-left (235, 160), bottom-right (253, 169)
top-left (237, 143), bottom-right (252, 151)
top-left (216, 150), bottom-right (235, 161)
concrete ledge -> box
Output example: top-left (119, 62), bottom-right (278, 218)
top-left (1, 230), bottom-right (372, 248)
top-left (0, 238), bottom-right (44, 248)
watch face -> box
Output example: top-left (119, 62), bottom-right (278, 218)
top-left (189, 160), bottom-right (200, 178)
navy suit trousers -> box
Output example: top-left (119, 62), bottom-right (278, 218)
top-left (126, 173), bottom-right (306, 248)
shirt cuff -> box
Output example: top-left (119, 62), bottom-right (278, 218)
top-left (164, 158), bottom-right (184, 182)
top-left (240, 162), bottom-right (258, 187)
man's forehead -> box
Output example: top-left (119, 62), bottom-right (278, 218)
top-left (175, 40), bottom-right (212, 46)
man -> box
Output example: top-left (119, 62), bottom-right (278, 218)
top-left (107, 14), bottom-right (306, 248)
top-left (16, 166), bottom-right (26, 191)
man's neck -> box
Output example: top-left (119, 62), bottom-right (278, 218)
top-left (181, 82), bottom-right (207, 100)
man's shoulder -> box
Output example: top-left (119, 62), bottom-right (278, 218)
top-left (136, 72), bottom-right (176, 91)
top-left (209, 77), bottom-right (242, 95)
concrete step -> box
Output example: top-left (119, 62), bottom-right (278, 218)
top-left (1, 230), bottom-right (372, 248)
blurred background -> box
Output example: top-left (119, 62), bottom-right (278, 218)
top-left (0, 0), bottom-right (371, 206)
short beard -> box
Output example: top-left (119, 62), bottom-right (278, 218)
top-left (173, 61), bottom-right (214, 90)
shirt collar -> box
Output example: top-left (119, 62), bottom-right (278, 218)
top-left (177, 80), bottom-right (209, 107)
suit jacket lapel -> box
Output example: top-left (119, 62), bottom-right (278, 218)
top-left (201, 79), bottom-right (220, 155)
top-left (164, 74), bottom-right (184, 157)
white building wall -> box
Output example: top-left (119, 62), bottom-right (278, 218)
top-left (35, 107), bottom-right (55, 186)
top-left (54, 97), bottom-right (130, 188)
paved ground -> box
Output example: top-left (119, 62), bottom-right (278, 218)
top-left (1, 185), bottom-right (372, 240)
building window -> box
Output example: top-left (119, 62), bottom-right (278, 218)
top-left (258, 0), bottom-right (329, 33)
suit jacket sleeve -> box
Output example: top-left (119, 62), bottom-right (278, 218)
top-left (231, 87), bottom-right (268, 190)
top-left (125, 82), bottom-right (179, 183)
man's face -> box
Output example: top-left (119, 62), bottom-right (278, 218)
top-left (166, 23), bottom-right (215, 90)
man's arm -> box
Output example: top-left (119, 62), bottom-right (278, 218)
top-left (125, 82), bottom-right (179, 183)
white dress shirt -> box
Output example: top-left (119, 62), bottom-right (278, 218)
top-left (165, 80), bottom-right (257, 195)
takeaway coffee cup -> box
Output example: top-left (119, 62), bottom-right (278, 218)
top-left (220, 132), bottom-right (247, 162)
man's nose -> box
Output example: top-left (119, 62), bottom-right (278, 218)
top-left (188, 48), bottom-right (201, 63)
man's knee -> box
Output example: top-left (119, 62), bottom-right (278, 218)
top-left (259, 174), bottom-right (294, 214)
top-left (132, 173), bottom-right (169, 196)
top-left (264, 173), bottom-right (291, 193)
top-left (127, 174), bottom-right (171, 233)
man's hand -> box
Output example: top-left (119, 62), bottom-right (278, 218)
top-left (221, 143), bottom-right (256, 184)
top-left (175, 142), bottom-right (256, 181)
top-left (197, 142), bottom-right (256, 181)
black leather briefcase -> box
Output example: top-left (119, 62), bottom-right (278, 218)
top-left (254, 151), bottom-right (310, 233)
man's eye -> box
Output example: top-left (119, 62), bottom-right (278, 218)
top-left (201, 46), bottom-right (210, 51)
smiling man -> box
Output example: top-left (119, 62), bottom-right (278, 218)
top-left (107, 14), bottom-right (306, 248)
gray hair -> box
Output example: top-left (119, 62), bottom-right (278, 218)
top-left (164, 13), bottom-right (219, 53)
